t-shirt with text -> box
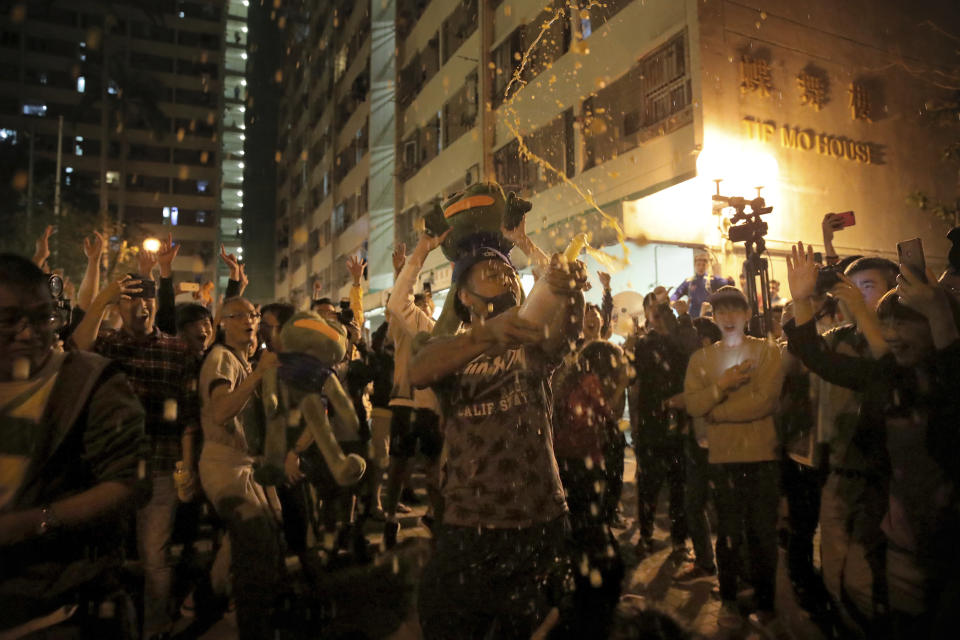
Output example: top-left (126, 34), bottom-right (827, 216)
top-left (435, 345), bottom-right (567, 529)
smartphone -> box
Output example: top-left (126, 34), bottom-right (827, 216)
top-left (339, 298), bottom-right (350, 310)
top-left (178, 282), bottom-right (200, 293)
top-left (830, 211), bottom-right (856, 228)
top-left (897, 237), bottom-right (927, 282)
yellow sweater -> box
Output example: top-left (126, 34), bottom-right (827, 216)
top-left (684, 336), bottom-right (784, 463)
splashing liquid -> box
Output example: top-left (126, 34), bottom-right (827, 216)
top-left (499, 1), bottom-right (633, 270)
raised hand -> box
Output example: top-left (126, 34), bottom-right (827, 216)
top-left (597, 270), bottom-right (611, 290)
top-left (500, 216), bottom-right (528, 247)
top-left (672, 298), bottom-right (689, 316)
top-left (219, 244), bottom-right (241, 280)
top-left (830, 274), bottom-right (869, 319)
top-left (83, 231), bottom-right (106, 262)
top-left (785, 241), bottom-right (819, 300)
top-left (33, 225), bottom-right (54, 268)
top-left (544, 254), bottom-right (588, 296)
top-left (138, 246), bottom-right (158, 278)
top-left (157, 232), bottom-right (180, 278)
top-left (897, 264), bottom-right (948, 318)
top-left (238, 263), bottom-right (249, 295)
top-left (416, 229), bottom-right (450, 256)
top-left (346, 254), bottom-right (366, 285)
top-left (392, 242), bottom-right (406, 275)
top-left (103, 275), bottom-right (143, 304)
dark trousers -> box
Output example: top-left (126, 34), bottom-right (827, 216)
top-left (711, 461), bottom-right (779, 611)
top-left (276, 481), bottom-right (310, 555)
top-left (684, 439), bottom-right (715, 571)
top-left (636, 437), bottom-right (687, 544)
top-left (781, 458), bottom-right (824, 595)
top-left (418, 517), bottom-right (568, 640)
top-left (605, 432), bottom-right (626, 518)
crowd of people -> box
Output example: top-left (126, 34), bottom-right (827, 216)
top-left (2, 197), bottom-right (960, 640)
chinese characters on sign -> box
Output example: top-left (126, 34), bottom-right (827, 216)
top-left (739, 56), bottom-right (773, 98)
top-left (796, 71), bottom-right (826, 111)
top-left (848, 82), bottom-right (872, 121)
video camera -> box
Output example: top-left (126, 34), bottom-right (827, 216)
top-left (48, 273), bottom-right (71, 335)
top-left (714, 194), bottom-right (773, 245)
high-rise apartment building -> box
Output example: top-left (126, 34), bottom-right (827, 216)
top-left (274, 0), bottom-right (959, 320)
top-left (0, 0), bottom-right (248, 294)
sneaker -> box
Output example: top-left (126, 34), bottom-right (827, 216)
top-left (674, 563), bottom-right (716, 582)
top-left (383, 521), bottom-right (400, 549)
top-left (717, 601), bottom-right (742, 630)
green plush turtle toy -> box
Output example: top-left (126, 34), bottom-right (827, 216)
top-left (423, 181), bottom-right (532, 336)
top-left (254, 311), bottom-right (367, 488)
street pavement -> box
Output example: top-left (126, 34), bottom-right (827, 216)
top-left (187, 448), bottom-right (827, 639)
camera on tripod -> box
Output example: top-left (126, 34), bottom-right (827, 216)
top-left (714, 194), bottom-right (773, 245)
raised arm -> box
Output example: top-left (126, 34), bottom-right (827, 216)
top-left (783, 318), bottom-right (875, 392)
top-left (502, 218), bottom-right (550, 276)
top-left (598, 271), bottom-right (614, 339)
top-left (388, 233), bottom-right (447, 336)
top-left (32, 225), bottom-right (53, 271)
top-left (347, 255), bottom-right (366, 328)
top-left (69, 275), bottom-right (142, 351)
top-left (539, 256), bottom-right (586, 356)
top-left (78, 231), bottom-right (105, 311)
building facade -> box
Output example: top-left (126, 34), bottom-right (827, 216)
top-left (0, 0), bottom-right (251, 294)
top-left (273, 0), bottom-right (959, 319)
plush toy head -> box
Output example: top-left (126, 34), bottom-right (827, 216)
top-left (279, 311), bottom-right (348, 365)
top-left (423, 181), bottom-right (532, 262)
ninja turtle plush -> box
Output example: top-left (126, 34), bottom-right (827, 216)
top-left (423, 182), bottom-right (532, 336)
top-left (423, 181), bottom-right (531, 262)
top-left (254, 311), bottom-right (367, 488)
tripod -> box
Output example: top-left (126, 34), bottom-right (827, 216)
top-left (741, 235), bottom-right (772, 338)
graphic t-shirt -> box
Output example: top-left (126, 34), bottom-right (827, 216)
top-left (436, 345), bottom-right (567, 528)
top-left (0, 353), bottom-right (63, 510)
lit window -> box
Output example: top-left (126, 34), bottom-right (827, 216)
top-left (107, 81), bottom-right (118, 95)
top-left (240, 78), bottom-right (247, 86)
top-left (238, 161), bottom-right (244, 168)
top-left (22, 102), bottom-right (47, 116)
top-left (0, 128), bottom-right (17, 142)
top-left (163, 206), bottom-right (170, 219)
top-left (178, 10), bottom-right (185, 18)
top-left (39, 73), bottom-right (48, 85)
top-left (76, 76), bottom-right (85, 93)
top-left (197, 180), bottom-right (209, 193)
top-left (196, 211), bottom-right (206, 224)
top-left (170, 206), bottom-right (179, 226)
top-left (241, 52), bottom-right (248, 60)
top-left (237, 190), bottom-right (243, 197)
top-left (106, 171), bottom-right (120, 184)
top-left (65, 167), bottom-right (74, 173)
top-left (242, 26), bottom-right (248, 33)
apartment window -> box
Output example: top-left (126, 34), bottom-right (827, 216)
top-left (583, 32), bottom-right (691, 170)
top-left (196, 211), bottom-right (207, 224)
top-left (443, 72), bottom-right (478, 147)
top-left (22, 102), bottom-right (47, 117)
top-left (0, 128), bottom-right (17, 143)
top-left (491, 28), bottom-right (524, 108)
top-left (441, 0), bottom-right (478, 62)
top-left (105, 171), bottom-right (120, 185)
top-left (578, 0), bottom-right (633, 34)
top-left (493, 109), bottom-right (574, 195)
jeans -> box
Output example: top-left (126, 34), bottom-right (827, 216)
top-left (684, 439), bottom-right (715, 571)
top-left (636, 436), bottom-right (687, 544)
top-left (137, 473), bottom-right (178, 637)
top-left (418, 517), bottom-right (568, 640)
top-left (710, 461), bottom-right (779, 611)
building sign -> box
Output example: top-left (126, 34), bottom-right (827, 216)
top-left (741, 117), bottom-right (876, 164)
top-left (739, 56), bottom-right (773, 98)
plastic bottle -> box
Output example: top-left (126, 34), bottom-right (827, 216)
top-left (173, 461), bottom-right (193, 502)
top-left (517, 234), bottom-right (587, 326)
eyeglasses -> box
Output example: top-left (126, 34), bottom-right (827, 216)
top-left (223, 312), bottom-right (261, 321)
top-left (0, 309), bottom-right (63, 336)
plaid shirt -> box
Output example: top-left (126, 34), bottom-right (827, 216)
top-left (95, 328), bottom-right (200, 471)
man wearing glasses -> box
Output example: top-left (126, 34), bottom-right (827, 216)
top-left (0, 254), bottom-right (148, 637)
top-left (197, 297), bottom-right (283, 640)
top-left (71, 271), bottom-right (200, 640)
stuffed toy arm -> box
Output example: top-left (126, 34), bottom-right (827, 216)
top-left (300, 392), bottom-right (366, 486)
